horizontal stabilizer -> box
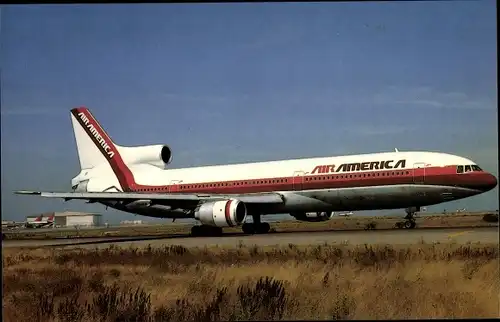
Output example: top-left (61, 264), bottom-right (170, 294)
top-left (14, 190), bottom-right (285, 204)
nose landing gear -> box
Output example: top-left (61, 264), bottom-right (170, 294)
top-left (395, 207), bottom-right (419, 229)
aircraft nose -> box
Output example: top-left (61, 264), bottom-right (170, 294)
top-left (482, 173), bottom-right (497, 191)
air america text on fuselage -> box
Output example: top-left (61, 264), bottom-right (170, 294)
top-left (311, 159), bottom-right (406, 174)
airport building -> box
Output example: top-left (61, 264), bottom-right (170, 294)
top-left (26, 211), bottom-right (103, 227)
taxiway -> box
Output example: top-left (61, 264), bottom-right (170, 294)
top-left (2, 227), bottom-right (497, 249)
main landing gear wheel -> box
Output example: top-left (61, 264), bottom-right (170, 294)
top-left (243, 213), bottom-right (271, 234)
top-left (191, 225), bottom-right (223, 237)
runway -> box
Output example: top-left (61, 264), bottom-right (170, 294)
top-left (3, 227), bottom-right (498, 249)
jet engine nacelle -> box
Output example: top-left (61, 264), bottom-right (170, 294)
top-left (291, 211), bottom-right (334, 222)
top-left (118, 144), bottom-right (173, 168)
top-left (195, 200), bottom-right (247, 227)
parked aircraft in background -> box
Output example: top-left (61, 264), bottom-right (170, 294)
top-left (15, 107), bottom-right (497, 236)
top-left (24, 215), bottom-right (54, 229)
top-left (336, 211), bottom-right (354, 217)
top-left (1, 221), bottom-right (26, 230)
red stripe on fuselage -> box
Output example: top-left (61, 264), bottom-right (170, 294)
top-left (129, 165), bottom-right (491, 194)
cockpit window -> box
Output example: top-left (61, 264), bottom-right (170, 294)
top-left (458, 164), bottom-right (483, 174)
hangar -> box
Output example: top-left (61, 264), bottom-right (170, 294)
top-left (26, 211), bottom-right (102, 228)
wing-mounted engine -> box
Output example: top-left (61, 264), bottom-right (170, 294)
top-left (117, 144), bottom-right (173, 168)
top-left (291, 211), bottom-right (334, 222)
top-left (195, 199), bottom-right (247, 227)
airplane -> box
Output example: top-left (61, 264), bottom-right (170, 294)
top-left (24, 215), bottom-right (55, 229)
top-left (295, 212), bottom-right (337, 222)
top-left (1, 221), bottom-right (25, 230)
top-left (15, 107), bottom-right (497, 236)
top-left (294, 211), bottom-right (353, 221)
top-left (335, 211), bottom-right (354, 217)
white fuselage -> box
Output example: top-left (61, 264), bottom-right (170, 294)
top-left (73, 150), bottom-right (492, 219)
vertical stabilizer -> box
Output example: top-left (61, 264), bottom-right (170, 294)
top-left (70, 107), bottom-right (118, 170)
top-left (69, 107), bottom-right (136, 192)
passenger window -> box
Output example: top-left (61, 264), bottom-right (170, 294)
top-left (465, 165), bottom-right (472, 173)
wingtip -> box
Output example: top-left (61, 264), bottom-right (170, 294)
top-left (14, 190), bottom-right (42, 195)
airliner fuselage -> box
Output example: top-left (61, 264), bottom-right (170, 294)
top-left (73, 150), bottom-right (496, 218)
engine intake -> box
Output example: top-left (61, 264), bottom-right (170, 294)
top-left (195, 199), bottom-right (247, 227)
top-left (291, 211), bottom-right (334, 222)
top-left (160, 145), bottom-right (172, 164)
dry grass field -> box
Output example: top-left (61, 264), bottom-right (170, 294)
top-left (3, 242), bottom-right (499, 321)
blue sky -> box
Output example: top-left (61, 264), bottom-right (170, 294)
top-left (1, 2), bottom-right (497, 223)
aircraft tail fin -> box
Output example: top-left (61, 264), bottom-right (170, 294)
top-left (70, 107), bottom-right (120, 170)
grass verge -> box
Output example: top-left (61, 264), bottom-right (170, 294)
top-left (3, 242), bottom-right (499, 320)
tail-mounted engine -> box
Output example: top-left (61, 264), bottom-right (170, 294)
top-left (195, 199), bottom-right (247, 227)
top-left (291, 211), bottom-right (334, 222)
top-left (118, 144), bottom-right (173, 168)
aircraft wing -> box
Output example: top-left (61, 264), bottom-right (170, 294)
top-left (14, 190), bottom-right (285, 205)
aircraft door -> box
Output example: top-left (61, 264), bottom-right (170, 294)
top-left (412, 163), bottom-right (426, 184)
top-left (292, 171), bottom-right (305, 191)
top-left (168, 180), bottom-right (183, 193)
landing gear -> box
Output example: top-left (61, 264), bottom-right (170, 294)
top-left (395, 207), bottom-right (419, 229)
top-left (241, 214), bottom-right (271, 234)
top-left (190, 225), bottom-right (223, 237)
top-left (403, 219), bottom-right (416, 229)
